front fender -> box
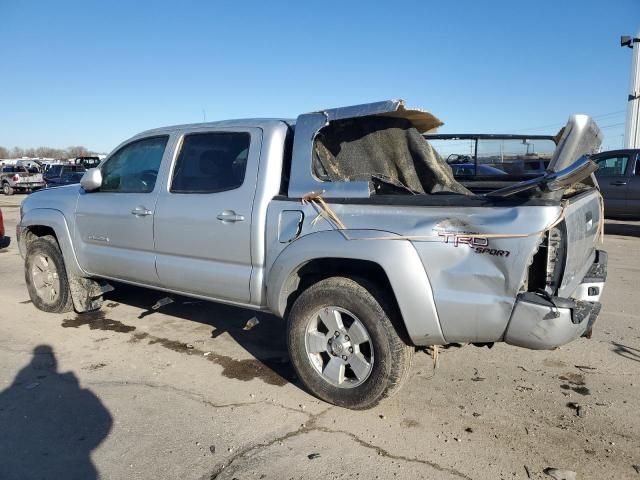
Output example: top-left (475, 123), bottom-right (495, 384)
top-left (19, 208), bottom-right (85, 278)
top-left (266, 229), bottom-right (445, 346)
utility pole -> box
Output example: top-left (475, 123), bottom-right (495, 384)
top-left (622, 31), bottom-right (640, 148)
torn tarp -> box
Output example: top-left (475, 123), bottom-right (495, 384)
top-left (313, 116), bottom-right (471, 195)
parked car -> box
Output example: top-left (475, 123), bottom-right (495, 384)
top-left (591, 149), bottom-right (640, 218)
top-left (0, 209), bottom-right (9, 249)
top-left (1, 165), bottom-right (45, 195)
top-left (17, 100), bottom-right (606, 409)
top-left (44, 165), bottom-right (86, 188)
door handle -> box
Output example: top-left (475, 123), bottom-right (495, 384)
top-left (611, 180), bottom-right (628, 186)
top-left (131, 206), bottom-right (153, 216)
top-left (217, 210), bottom-right (245, 223)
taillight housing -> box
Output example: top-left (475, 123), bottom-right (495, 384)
top-left (525, 223), bottom-right (567, 294)
top-left (545, 225), bottom-right (567, 293)
top-left (11, 174), bottom-right (19, 182)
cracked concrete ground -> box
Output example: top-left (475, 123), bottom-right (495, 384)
top-left (1, 194), bottom-right (639, 479)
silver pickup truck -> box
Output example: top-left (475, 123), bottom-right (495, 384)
top-left (1, 164), bottom-right (45, 195)
top-left (18, 100), bottom-right (607, 409)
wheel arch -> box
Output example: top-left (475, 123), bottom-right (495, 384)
top-left (266, 230), bottom-right (445, 346)
top-left (20, 208), bottom-right (85, 278)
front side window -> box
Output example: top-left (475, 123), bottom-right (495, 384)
top-left (170, 132), bottom-right (250, 193)
top-left (595, 156), bottom-right (629, 177)
top-left (101, 136), bottom-right (169, 193)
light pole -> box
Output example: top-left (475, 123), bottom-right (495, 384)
top-left (621, 31), bottom-right (640, 149)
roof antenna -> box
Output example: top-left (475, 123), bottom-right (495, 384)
top-left (202, 109), bottom-right (206, 122)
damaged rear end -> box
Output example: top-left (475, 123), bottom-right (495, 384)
top-left (504, 191), bottom-right (606, 349)
top-left (286, 100), bottom-right (607, 351)
top-left (497, 115), bottom-right (607, 349)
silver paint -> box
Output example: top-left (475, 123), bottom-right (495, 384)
top-left (18, 100), bottom-right (607, 351)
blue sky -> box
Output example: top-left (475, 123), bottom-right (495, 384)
top-left (0, 0), bottom-right (638, 152)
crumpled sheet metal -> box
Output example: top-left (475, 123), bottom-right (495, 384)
top-left (376, 101), bottom-right (443, 133)
top-left (318, 99), bottom-right (443, 133)
top-left (295, 198), bottom-right (563, 343)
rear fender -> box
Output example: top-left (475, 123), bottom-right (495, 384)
top-left (267, 229), bottom-right (445, 346)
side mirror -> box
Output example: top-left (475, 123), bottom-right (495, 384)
top-left (80, 168), bottom-right (102, 192)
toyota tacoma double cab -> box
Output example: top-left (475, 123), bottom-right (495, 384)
top-left (18, 100), bottom-right (607, 409)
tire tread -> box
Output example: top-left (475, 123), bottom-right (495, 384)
top-left (25, 235), bottom-right (73, 313)
top-left (287, 276), bottom-right (413, 409)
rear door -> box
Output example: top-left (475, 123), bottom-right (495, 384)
top-left (593, 153), bottom-right (632, 216)
top-left (153, 128), bottom-right (261, 304)
top-left (74, 135), bottom-right (171, 284)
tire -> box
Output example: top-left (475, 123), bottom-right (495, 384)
top-left (3, 183), bottom-right (14, 195)
top-left (287, 276), bottom-right (413, 409)
top-left (24, 235), bottom-right (73, 313)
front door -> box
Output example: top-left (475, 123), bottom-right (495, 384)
top-left (75, 135), bottom-right (171, 284)
top-left (594, 153), bottom-right (632, 216)
top-left (153, 128), bottom-right (262, 304)
top-left (626, 154), bottom-right (640, 216)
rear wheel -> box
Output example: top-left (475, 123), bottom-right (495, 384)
top-left (25, 236), bottom-right (73, 313)
top-left (2, 183), bottom-right (13, 195)
top-left (287, 276), bottom-right (413, 409)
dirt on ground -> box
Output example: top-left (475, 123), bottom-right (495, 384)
top-left (0, 194), bottom-right (639, 480)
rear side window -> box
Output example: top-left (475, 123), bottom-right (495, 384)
top-left (595, 155), bottom-right (629, 177)
top-left (101, 136), bottom-right (169, 193)
top-left (171, 132), bottom-right (250, 193)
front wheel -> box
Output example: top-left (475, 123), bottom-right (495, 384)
top-left (2, 183), bottom-right (13, 195)
top-left (287, 276), bottom-right (413, 409)
top-left (25, 236), bottom-right (73, 313)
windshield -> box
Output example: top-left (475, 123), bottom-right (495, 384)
top-left (426, 136), bottom-right (557, 179)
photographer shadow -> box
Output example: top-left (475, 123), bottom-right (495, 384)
top-left (0, 345), bottom-right (112, 480)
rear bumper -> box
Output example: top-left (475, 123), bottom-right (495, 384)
top-left (572, 250), bottom-right (607, 303)
top-left (14, 183), bottom-right (45, 190)
top-left (504, 250), bottom-right (606, 350)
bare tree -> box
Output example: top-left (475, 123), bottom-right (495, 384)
top-left (66, 146), bottom-right (92, 157)
top-left (10, 147), bottom-right (24, 158)
top-left (0, 145), bottom-right (102, 159)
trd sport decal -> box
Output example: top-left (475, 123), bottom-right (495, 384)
top-left (436, 231), bottom-right (510, 257)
